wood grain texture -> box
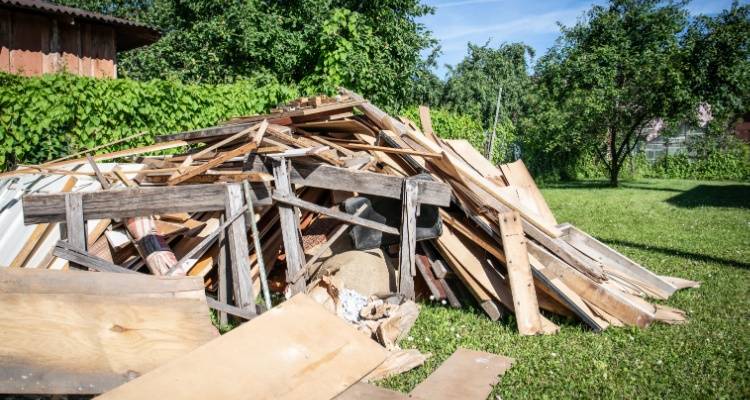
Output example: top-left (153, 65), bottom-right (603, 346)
top-left (273, 159), bottom-right (307, 295)
top-left (65, 193), bottom-right (86, 251)
top-left (0, 268), bottom-right (216, 395)
top-left (336, 382), bottom-right (409, 400)
top-left (96, 294), bottom-right (387, 400)
top-left (289, 162), bottom-right (451, 207)
top-left (23, 183), bottom-right (271, 224)
top-left (409, 348), bottom-right (513, 400)
top-left (498, 211), bottom-right (542, 335)
top-left (224, 184), bottom-right (255, 311)
top-left (398, 179), bottom-right (418, 300)
top-left (499, 160), bottom-right (557, 226)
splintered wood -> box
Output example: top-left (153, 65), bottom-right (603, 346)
top-left (0, 91), bottom-right (701, 397)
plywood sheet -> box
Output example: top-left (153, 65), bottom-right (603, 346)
top-left (96, 294), bottom-right (388, 400)
top-left (410, 348), bottom-right (513, 400)
top-left (0, 268), bottom-right (216, 395)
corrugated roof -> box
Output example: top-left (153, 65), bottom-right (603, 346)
top-left (0, 0), bottom-right (160, 50)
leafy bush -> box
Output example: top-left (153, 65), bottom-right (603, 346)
top-left (0, 72), bottom-right (297, 170)
top-left (401, 106), bottom-right (490, 156)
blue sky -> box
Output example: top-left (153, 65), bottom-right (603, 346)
top-left (420, 0), bottom-right (745, 78)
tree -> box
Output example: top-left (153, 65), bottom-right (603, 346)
top-left (53, 0), bottom-right (438, 110)
top-left (441, 42), bottom-right (533, 127)
top-left (682, 1), bottom-right (750, 134)
top-left (534, 0), bottom-right (692, 186)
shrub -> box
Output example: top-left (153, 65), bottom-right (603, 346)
top-left (0, 72), bottom-right (297, 170)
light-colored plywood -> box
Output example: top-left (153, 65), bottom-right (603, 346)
top-left (498, 211), bottom-right (542, 335)
top-left (0, 268), bottom-right (216, 395)
top-left (96, 294), bottom-right (387, 400)
top-left (498, 160), bottom-right (557, 226)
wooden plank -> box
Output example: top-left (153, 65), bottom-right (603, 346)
top-left (243, 181), bottom-right (273, 310)
top-left (0, 268), bottom-right (216, 395)
top-left (398, 178), bottom-right (418, 300)
top-left (558, 223), bottom-right (677, 299)
top-left (217, 214), bottom-right (228, 325)
top-left (168, 141), bottom-right (259, 185)
top-left (331, 142), bottom-right (441, 158)
top-left (0, 140), bottom-right (188, 179)
top-left (418, 105), bottom-right (438, 142)
top-left (529, 241), bottom-right (655, 328)
top-left (273, 159), bottom-right (306, 295)
top-left (54, 240), bottom-right (136, 274)
top-left (289, 162), bottom-right (450, 207)
top-left (23, 184), bottom-right (271, 224)
top-left (224, 184), bottom-right (255, 312)
top-left (409, 348), bottom-right (514, 400)
top-left (65, 193), bottom-right (86, 251)
top-left (273, 193), bottom-right (400, 236)
top-left (498, 211), bottom-right (542, 336)
top-left (95, 294), bottom-right (387, 400)
top-left (498, 160), bottom-right (557, 226)
top-left (87, 156), bottom-right (111, 189)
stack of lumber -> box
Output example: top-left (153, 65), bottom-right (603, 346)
top-left (0, 90), bottom-right (698, 336)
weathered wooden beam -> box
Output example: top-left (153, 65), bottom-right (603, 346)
top-left (289, 162), bottom-right (450, 207)
top-left (273, 159), bottom-right (307, 295)
top-left (243, 180), bottom-right (273, 311)
top-left (23, 183), bottom-right (271, 224)
top-left (398, 179), bottom-right (418, 300)
top-left (224, 184), bottom-right (256, 312)
top-left (65, 193), bottom-right (86, 251)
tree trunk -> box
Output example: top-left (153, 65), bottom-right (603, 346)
top-left (609, 129), bottom-right (620, 187)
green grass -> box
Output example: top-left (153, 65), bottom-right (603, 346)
top-left (381, 179), bottom-right (750, 399)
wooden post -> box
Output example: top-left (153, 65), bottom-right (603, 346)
top-left (398, 178), bottom-right (418, 300)
top-left (498, 211), bottom-right (542, 335)
top-left (224, 184), bottom-right (256, 314)
top-left (65, 193), bottom-right (86, 251)
top-left (273, 158), bottom-right (306, 296)
top-left (217, 214), bottom-right (228, 325)
top-left (242, 180), bottom-right (272, 311)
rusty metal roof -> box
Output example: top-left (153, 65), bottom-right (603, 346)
top-left (0, 0), bottom-right (160, 51)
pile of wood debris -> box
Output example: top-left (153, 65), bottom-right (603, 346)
top-left (0, 90), bottom-right (698, 398)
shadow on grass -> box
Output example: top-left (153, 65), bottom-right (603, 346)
top-left (666, 184), bottom-right (750, 209)
top-left (539, 180), bottom-right (613, 190)
top-left (602, 238), bottom-right (750, 270)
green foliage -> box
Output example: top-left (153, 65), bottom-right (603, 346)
top-left (56, 0), bottom-right (437, 110)
top-left (441, 42), bottom-right (533, 127)
top-left (682, 1), bottom-right (750, 133)
top-left (0, 72), bottom-right (296, 170)
top-left (382, 179), bottom-right (750, 398)
top-left (402, 106), bottom-right (484, 150)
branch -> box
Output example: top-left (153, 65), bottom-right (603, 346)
top-left (593, 145), bottom-right (611, 171)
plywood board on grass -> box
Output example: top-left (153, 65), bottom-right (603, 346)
top-left (96, 294), bottom-right (387, 400)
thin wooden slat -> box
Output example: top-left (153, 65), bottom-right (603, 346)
top-left (168, 141), bottom-right (259, 186)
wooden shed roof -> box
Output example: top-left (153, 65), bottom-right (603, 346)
top-left (0, 0), bottom-right (160, 51)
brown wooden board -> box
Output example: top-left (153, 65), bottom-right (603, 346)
top-left (0, 268), bottom-right (216, 395)
top-left (95, 294), bottom-right (387, 400)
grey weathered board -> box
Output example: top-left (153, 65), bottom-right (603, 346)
top-left (289, 162), bottom-right (450, 207)
top-left (23, 183), bottom-right (271, 224)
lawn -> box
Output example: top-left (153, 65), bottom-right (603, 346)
top-left (381, 179), bottom-right (750, 399)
